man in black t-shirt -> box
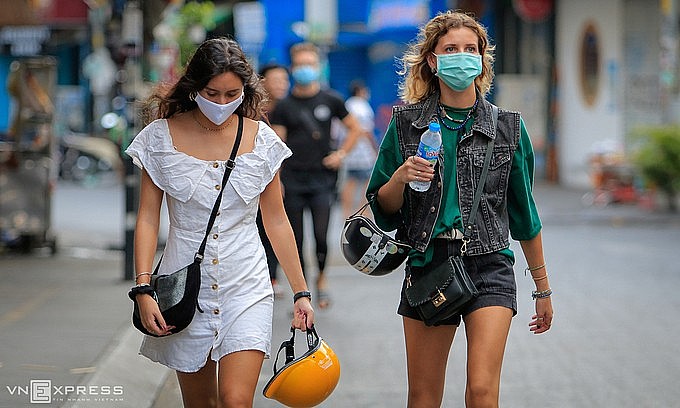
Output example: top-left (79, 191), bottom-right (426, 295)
top-left (270, 42), bottom-right (362, 309)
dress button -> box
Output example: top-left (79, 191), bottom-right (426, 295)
top-left (212, 162), bottom-right (219, 168)
top-left (213, 309), bottom-right (220, 315)
top-left (430, 206), bottom-right (436, 213)
top-left (212, 283), bottom-right (218, 290)
top-left (215, 185), bottom-right (221, 191)
top-left (213, 233), bottom-right (219, 239)
top-left (421, 231), bottom-right (427, 238)
top-left (212, 258), bottom-right (219, 265)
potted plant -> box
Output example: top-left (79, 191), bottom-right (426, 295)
top-left (630, 125), bottom-right (680, 212)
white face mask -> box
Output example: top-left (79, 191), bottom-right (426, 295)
top-left (195, 91), bottom-right (244, 125)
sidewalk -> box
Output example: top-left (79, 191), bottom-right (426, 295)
top-left (0, 248), bottom-right (169, 408)
top-left (29, 180), bottom-right (679, 407)
top-left (530, 181), bottom-right (680, 227)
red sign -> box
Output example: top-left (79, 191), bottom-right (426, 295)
top-left (0, 0), bottom-right (88, 25)
top-left (512, 0), bottom-right (553, 22)
top-left (41, 0), bottom-right (89, 24)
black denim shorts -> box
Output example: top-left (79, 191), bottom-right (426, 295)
top-left (398, 239), bottom-right (517, 326)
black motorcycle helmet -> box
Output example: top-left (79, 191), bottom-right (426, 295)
top-left (340, 201), bottom-right (411, 276)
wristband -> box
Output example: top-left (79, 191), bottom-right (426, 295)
top-left (128, 283), bottom-right (156, 301)
top-left (293, 291), bottom-right (312, 303)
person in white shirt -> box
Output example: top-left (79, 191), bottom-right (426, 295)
top-left (340, 79), bottom-right (378, 218)
top-left (126, 38), bottom-right (314, 408)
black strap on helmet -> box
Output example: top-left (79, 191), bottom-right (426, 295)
top-left (272, 324), bottom-right (319, 374)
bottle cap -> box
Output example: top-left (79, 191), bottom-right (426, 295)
top-left (428, 122), bottom-right (441, 132)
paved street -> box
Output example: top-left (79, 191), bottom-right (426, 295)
top-left (1, 178), bottom-right (679, 407)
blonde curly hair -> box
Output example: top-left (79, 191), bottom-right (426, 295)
top-left (398, 10), bottom-right (495, 103)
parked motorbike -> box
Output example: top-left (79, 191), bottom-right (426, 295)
top-left (58, 132), bottom-right (123, 185)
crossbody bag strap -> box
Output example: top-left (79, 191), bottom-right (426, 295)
top-left (462, 105), bottom-right (498, 241)
top-left (194, 114), bottom-right (244, 261)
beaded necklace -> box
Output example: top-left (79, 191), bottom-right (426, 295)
top-left (437, 98), bottom-right (478, 132)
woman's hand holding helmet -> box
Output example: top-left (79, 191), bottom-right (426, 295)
top-left (292, 295), bottom-right (314, 331)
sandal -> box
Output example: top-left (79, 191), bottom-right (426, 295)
top-left (316, 276), bottom-right (331, 309)
top-left (316, 288), bottom-right (331, 309)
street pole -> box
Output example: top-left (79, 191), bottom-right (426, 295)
top-left (123, 135), bottom-right (137, 281)
top-left (121, 1), bottom-right (143, 281)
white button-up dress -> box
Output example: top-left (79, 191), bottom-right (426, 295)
top-left (125, 119), bottom-right (291, 373)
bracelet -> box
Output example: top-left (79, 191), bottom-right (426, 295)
top-left (293, 291), bottom-right (312, 303)
top-left (128, 283), bottom-right (156, 301)
top-left (135, 272), bottom-right (153, 282)
top-left (532, 274), bottom-right (548, 282)
top-left (524, 263), bottom-right (546, 276)
top-left (531, 289), bottom-right (553, 300)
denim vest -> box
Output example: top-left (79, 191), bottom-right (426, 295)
top-left (393, 92), bottom-right (520, 255)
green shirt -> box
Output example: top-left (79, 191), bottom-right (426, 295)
top-left (367, 105), bottom-right (542, 267)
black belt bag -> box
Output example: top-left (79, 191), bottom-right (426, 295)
top-left (405, 106), bottom-right (498, 326)
top-left (131, 115), bottom-right (243, 337)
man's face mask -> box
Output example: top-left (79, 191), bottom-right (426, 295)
top-left (434, 52), bottom-right (482, 92)
top-left (291, 65), bottom-right (320, 86)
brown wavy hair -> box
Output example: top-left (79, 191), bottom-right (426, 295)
top-left (398, 10), bottom-right (495, 103)
top-left (141, 37), bottom-right (267, 124)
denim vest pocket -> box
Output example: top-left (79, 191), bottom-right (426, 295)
top-left (472, 145), bottom-right (513, 210)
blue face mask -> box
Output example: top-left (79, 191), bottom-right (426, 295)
top-left (292, 65), bottom-right (319, 85)
top-left (434, 52), bottom-right (482, 92)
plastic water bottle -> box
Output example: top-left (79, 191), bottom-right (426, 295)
top-left (409, 122), bottom-right (442, 192)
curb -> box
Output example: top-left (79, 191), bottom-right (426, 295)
top-left (61, 325), bottom-right (170, 408)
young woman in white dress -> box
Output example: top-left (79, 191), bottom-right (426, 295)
top-left (126, 37), bottom-right (314, 408)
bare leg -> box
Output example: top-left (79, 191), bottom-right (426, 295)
top-left (341, 177), bottom-right (370, 219)
top-left (463, 306), bottom-right (513, 408)
top-left (176, 358), bottom-right (218, 408)
top-left (341, 177), bottom-right (358, 218)
top-left (403, 316), bottom-right (457, 408)
top-left (217, 350), bottom-right (265, 408)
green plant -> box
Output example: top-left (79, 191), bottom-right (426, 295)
top-left (630, 125), bottom-right (680, 212)
top-left (177, 1), bottom-right (216, 66)
top-left (180, 1), bottom-right (217, 30)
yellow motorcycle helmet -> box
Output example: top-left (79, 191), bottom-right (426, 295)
top-left (263, 325), bottom-right (340, 407)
